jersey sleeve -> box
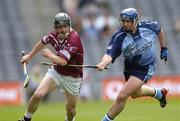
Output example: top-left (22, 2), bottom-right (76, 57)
top-left (57, 49), bottom-right (71, 61)
top-left (146, 21), bottom-right (161, 35)
top-left (106, 34), bottom-right (122, 63)
top-left (41, 35), bottom-right (50, 44)
top-left (41, 31), bottom-right (58, 45)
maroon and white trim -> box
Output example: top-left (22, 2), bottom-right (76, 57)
top-left (59, 50), bottom-right (71, 60)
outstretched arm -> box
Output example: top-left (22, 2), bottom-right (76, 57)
top-left (21, 41), bottom-right (45, 64)
top-left (158, 28), bottom-right (168, 63)
top-left (158, 28), bottom-right (167, 47)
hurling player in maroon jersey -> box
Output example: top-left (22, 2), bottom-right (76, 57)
top-left (19, 13), bottom-right (84, 121)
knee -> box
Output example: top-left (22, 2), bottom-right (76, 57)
top-left (131, 90), bottom-right (141, 99)
top-left (33, 91), bottom-right (45, 101)
top-left (66, 105), bottom-right (76, 116)
top-left (115, 92), bottom-right (129, 104)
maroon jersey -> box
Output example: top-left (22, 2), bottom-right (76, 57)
top-left (42, 30), bottom-right (84, 78)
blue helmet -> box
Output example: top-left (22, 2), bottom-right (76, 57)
top-left (120, 8), bottom-right (138, 22)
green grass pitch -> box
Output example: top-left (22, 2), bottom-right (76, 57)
top-left (0, 98), bottom-right (179, 121)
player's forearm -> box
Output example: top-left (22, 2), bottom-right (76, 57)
top-left (158, 28), bottom-right (167, 47)
top-left (28, 41), bottom-right (45, 58)
top-left (100, 54), bottom-right (112, 66)
top-left (49, 54), bottom-right (67, 66)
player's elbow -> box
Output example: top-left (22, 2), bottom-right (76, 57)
top-left (60, 60), bottom-right (68, 66)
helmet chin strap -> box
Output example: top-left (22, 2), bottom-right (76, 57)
top-left (58, 28), bottom-right (71, 42)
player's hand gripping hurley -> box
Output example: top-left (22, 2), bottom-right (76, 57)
top-left (160, 47), bottom-right (168, 64)
top-left (21, 51), bottom-right (30, 88)
top-left (41, 62), bottom-right (110, 69)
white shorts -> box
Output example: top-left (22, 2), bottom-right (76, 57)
top-left (46, 68), bottom-right (82, 95)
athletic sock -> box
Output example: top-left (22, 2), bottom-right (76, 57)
top-left (65, 115), bottom-right (75, 121)
top-left (24, 112), bottom-right (32, 121)
top-left (102, 114), bottom-right (113, 121)
top-left (153, 89), bottom-right (163, 100)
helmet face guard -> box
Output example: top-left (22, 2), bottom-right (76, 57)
top-left (54, 20), bottom-right (70, 27)
top-left (54, 13), bottom-right (71, 39)
top-left (119, 8), bottom-right (138, 33)
top-left (54, 13), bottom-right (71, 28)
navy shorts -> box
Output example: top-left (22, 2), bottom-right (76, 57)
top-left (124, 63), bottom-right (155, 83)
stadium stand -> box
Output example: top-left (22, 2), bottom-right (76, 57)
top-left (0, 0), bottom-right (30, 80)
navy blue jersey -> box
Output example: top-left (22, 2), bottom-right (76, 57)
top-left (106, 21), bottom-right (161, 66)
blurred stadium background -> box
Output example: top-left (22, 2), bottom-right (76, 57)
top-left (0, 0), bottom-right (180, 121)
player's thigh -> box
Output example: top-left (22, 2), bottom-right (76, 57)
top-left (35, 75), bottom-right (58, 95)
top-left (64, 91), bottom-right (79, 107)
top-left (120, 76), bottom-right (144, 96)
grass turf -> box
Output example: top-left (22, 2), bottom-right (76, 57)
top-left (0, 98), bottom-right (179, 121)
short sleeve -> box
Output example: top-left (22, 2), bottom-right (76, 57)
top-left (41, 35), bottom-right (50, 44)
top-left (57, 49), bottom-right (71, 61)
top-left (106, 35), bottom-right (122, 63)
top-left (146, 21), bottom-right (161, 35)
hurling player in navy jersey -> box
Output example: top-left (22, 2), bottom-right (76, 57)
top-left (97, 8), bottom-right (169, 121)
top-left (19, 13), bottom-right (84, 121)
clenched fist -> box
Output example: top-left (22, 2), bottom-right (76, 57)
top-left (96, 62), bottom-right (106, 71)
top-left (42, 48), bottom-right (53, 58)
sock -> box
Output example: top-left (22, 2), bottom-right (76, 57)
top-left (65, 115), bottom-right (75, 121)
top-left (102, 114), bottom-right (113, 121)
top-left (153, 89), bottom-right (163, 100)
top-left (24, 112), bottom-right (33, 120)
